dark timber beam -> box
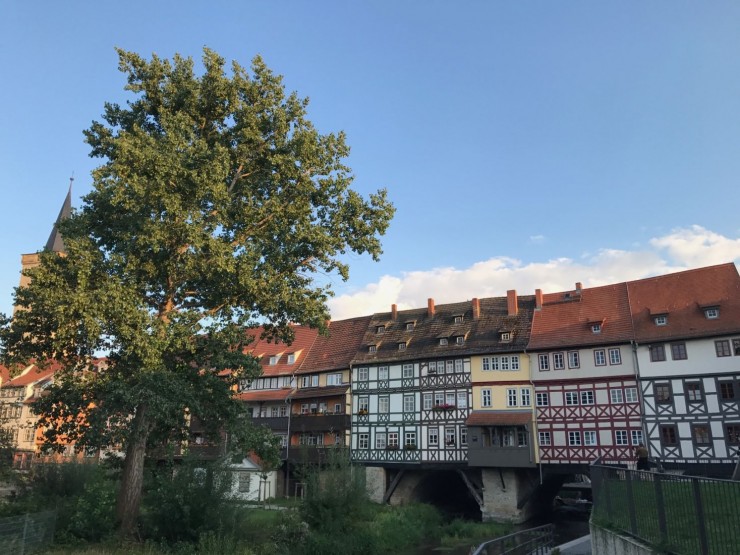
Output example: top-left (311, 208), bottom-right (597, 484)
top-left (382, 469), bottom-right (405, 504)
top-left (456, 469), bottom-right (484, 507)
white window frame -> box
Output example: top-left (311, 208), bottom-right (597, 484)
top-left (594, 350), bottom-right (606, 366)
top-left (375, 432), bottom-right (387, 449)
top-left (402, 364), bottom-right (414, 378)
top-left (565, 391), bottom-right (579, 406)
top-left (511, 355), bottom-right (520, 370)
top-left (507, 388), bottom-right (518, 407)
top-left (481, 388), bottom-right (492, 408)
top-left (631, 430), bottom-right (644, 446)
top-left (269, 355), bottom-right (278, 365)
top-left (404, 431), bottom-right (417, 447)
top-left (457, 391), bottom-right (468, 409)
top-left (610, 389), bottom-right (624, 404)
top-left (423, 393), bottom-right (432, 410)
top-left (482, 357), bottom-right (491, 371)
top-left (553, 352), bottom-right (565, 370)
top-left (358, 434), bottom-right (369, 449)
top-left (327, 373), bottom-right (342, 386)
top-left (536, 392), bottom-right (549, 407)
top-left (439, 338), bottom-right (448, 346)
top-left (428, 427), bottom-right (439, 446)
top-left (538, 431), bottom-right (551, 446)
top-left (378, 396), bottom-right (390, 414)
top-left (398, 342), bottom-right (406, 351)
top-left (615, 430), bottom-right (629, 446)
top-left (403, 394), bottom-right (415, 413)
top-left (609, 348), bottom-right (622, 365)
top-left (584, 431), bottom-right (597, 446)
top-left (705, 308), bottom-right (719, 319)
top-left (538, 354), bottom-right (549, 371)
top-left (378, 366), bottom-right (389, 380)
top-left (655, 315), bottom-right (668, 326)
top-left (287, 353), bottom-right (295, 364)
top-left (568, 351), bottom-right (580, 369)
top-left (520, 387), bottom-right (531, 407)
top-left (580, 390), bottom-right (594, 405)
top-left (568, 431), bottom-right (582, 446)
top-left (625, 387), bottom-right (638, 403)
top-left (358, 367), bottom-right (369, 381)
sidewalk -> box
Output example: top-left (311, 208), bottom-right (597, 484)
top-left (553, 534), bottom-right (591, 555)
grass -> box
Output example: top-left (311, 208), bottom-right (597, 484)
top-left (592, 473), bottom-right (740, 555)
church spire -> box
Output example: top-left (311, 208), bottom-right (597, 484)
top-left (44, 176), bottom-right (73, 253)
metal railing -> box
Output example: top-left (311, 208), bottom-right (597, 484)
top-left (0, 510), bottom-right (56, 554)
top-left (469, 523), bottom-right (554, 555)
top-left (591, 460), bottom-right (740, 555)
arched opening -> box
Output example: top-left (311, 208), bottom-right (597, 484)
top-left (410, 470), bottom-right (481, 520)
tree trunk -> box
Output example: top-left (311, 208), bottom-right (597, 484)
top-left (116, 403), bottom-right (150, 539)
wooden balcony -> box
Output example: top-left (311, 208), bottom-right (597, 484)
top-left (291, 413), bottom-right (350, 432)
top-left (467, 445), bottom-right (535, 468)
top-left (250, 416), bottom-right (289, 432)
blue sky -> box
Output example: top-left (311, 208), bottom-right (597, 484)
top-left (2, 2), bottom-right (740, 320)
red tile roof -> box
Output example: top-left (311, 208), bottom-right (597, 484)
top-left (627, 263), bottom-right (740, 342)
top-left (235, 388), bottom-right (293, 402)
top-left (244, 325), bottom-right (320, 377)
top-left (0, 365), bottom-right (9, 386)
top-left (290, 385), bottom-right (349, 400)
top-left (298, 316), bottom-right (373, 373)
top-left (466, 410), bottom-right (533, 426)
top-left (4, 363), bottom-right (58, 387)
top-left (528, 283), bottom-right (633, 349)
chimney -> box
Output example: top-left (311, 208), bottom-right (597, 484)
top-left (507, 290), bottom-right (518, 316)
top-left (535, 289), bottom-right (543, 310)
top-left (575, 282), bottom-right (582, 295)
top-left (472, 298), bottom-right (480, 320)
top-left (427, 298), bottom-right (435, 318)
top-left (391, 304), bottom-right (397, 320)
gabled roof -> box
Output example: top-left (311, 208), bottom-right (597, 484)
top-left (528, 283), bottom-right (633, 350)
top-left (45, 183), bottom-right (72, 253)
top-left (298, 316), bottom-right (373, 374)
top-left (627, 263), bottom-right (740, 342)
top-left (3, 363), bottom-right (58, 388)
top-left (351, 295), bottom-right (535, 365)
top-left (235, 388), bottom-right (293, 403)
top-left (0, 365), bottom-right (9, 386)
top-left (244, 325), bottom-right (320, 377)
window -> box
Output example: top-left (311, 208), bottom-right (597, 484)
top-left (287, 353), bottom-right (295, 364)
top-left (568, 351), bottom-right (580, 369)
top-left (375, 432), bottom-right (387, 449)
top-left (580, 390), bottom-right (594, 405)
top-left (553, 353), bottom-right (565, 370)
top-left (300, 403), bottom-right (309, 415)
top-left (725, 424), bottom-right (740, 445)
top-left (734, 339), bottom-right (740, 356)
top-left (280, 405), bottom-right (288, 417)
top-left (568, 432), bottom-right (582, 446)
top-left (481, 389), bottom-right (492, 408)
top-left (388, 433), bottom-right (399, 447)
top-left (507, 388), bottom-right (518, 407)
top-left (685, 383), bottom-right (703, 403)
top-left (655, 383), bottom-right (672, 404)
top-left (500, 357), bottom-right (510, 371)
top-left (406, 322), bottom-right (415, 331)
top-left (455, 336), bottom-right (464, 345)
top-left (403, 395), bottom-right (415, 413)
top-left (520, 388), bottom-right (531, 407)
top-left (584, 431), bottom-right (597, 446)
top-left (693, 425), bottom-right (711, 445)
top-left (461, 427), bottom-right (467, 446)
top-left (719, 382), bottom-right (736, 401)
top-left (271, 406), bottom-right (279, 417)
top-left (398, 342), bottom-right (406, 351)
top-left (238, 471), bottom-right (252, 493)
top-left (511, 355), bottom-right (520, 370)
top-left (654, 315), bottom-right (668, 326)
top-left (454, 315), bottom-right (463, 324)
top-left (625, 387), bottom-right (638, 403)
top-left (428, 361), bottom-right (438, 374)
top-left (378, 366), bottom-right (389, 380)
top-left (631, 430), bottom-right (643, 445)
top-left (705, 308), bottom-right (719, 319)
top-left (565, 392), bottom-right (579, 406)
top-left (358, 396), bottom-right (369, 412)
top-left (536, 392), bottom-right (549, 407)
top-left (611, 430), bottom-right (627, 445)
top-left (379, 396), bottom-right (390, 414)
top-left (376, 325), bottom-right (385, 334)
top-left (358, 434), bottom-right (369, 449)
top-left (491, 357), bottom-right (499, 370)
top-left (428, 427), bottom-right (439, 446)
top-left (435, 392), bottom-right (444, 406)
top-left (446, 360), bottom-right (454, 374)
top-left (671, 343), bottom-right (687, 360)
top-left (334, 403), bottom-right (341, 414)
top-left (500, 332), bottom-right (511, 341)
top-left (454, 359), bottom-right (463, 373)
top-left (446, 391), bottom-right (455, 406)
top-left (538, 432), bottom-right (551, 446)
top-left (594, 350), bottom-right (606, 366)
top-left (423, 393), bottom-right (432, 410)
top-left (368, 345), bottom-right (377, 354)
top-left (482, 358), bottom-right (491, 371)
top-left (301, 375), bottom-right (319, 388)
top-left (404, 431), bottom-right (417, 447)
top-left (457, 391), bottom-right (468, 409)
top-left (538, 354), bottom-right (550, 371)
top-left (608, 348), bottom-right (622, 365)
top-left (445, 427), bottom-right (456, 446)
top-left (269, 356), bottom-right (278, 365)
top-left (327, 373), bottom-right (343, 386)
top-left (358, 368), bottom-right (369, 381)
top-left (439, 338), bottom-right (448, 346)
top-left (592, 323), bottom-right (601, 334)
top-left (402, 364), bottom-right (414, 378)
top-left (660, 425), bottom-right (678, 446)
top-left (650, 345), bottom-right (666, 362)
top-left (716, 340), bottom-right (731, 357)
top-left (610, 389), bottom-right (624, 404)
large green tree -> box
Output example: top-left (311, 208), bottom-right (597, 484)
top-left (0, 48), bottom-right (393, 537)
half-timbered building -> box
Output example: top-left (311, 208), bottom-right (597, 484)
top-left (627, 263), bottom-right (740, 474)
top-left (529, 282), bottom-right (641, 468)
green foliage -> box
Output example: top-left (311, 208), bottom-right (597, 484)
top-left (370, 503), bottom-right (442, 552)
top-left (0, 46), bottom-right (394, 534)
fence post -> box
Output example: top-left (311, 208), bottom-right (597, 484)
top-left (625, 468), bottom-right (638, 535)
top-left (653, 473), bottom-right (668, 546)
top-left (691, 478), bottom-right (709, 555)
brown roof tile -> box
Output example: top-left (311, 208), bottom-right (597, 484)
top-left (466, 410), bottom-right (533, 426)
top-left (627, 263), bottom-right (740, 342)
top-left (528, 283), bottom-right (633, 350)
top-left (290, 385), bottom-right (349, 400)
top-left (298, 316), bottom-right (373, 373)
top-left (4, 363), bottom-right (58, 387)
top-left (235, 389), bottom-right (293, 402)
top-left (244, 325), bottom-right (320, 377)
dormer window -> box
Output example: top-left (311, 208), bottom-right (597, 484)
top-left (591, 324), bottom-right (601, 334)
top-left (398, 342), bottom-right (407, 351)
top-left (654, 315), bottom-right (668, 326)
top-left (439, 338), bottom-right (448, 346)
top-left (376, 325), bottom-right (385, 334)
top-left (500, 332), bottom-right (511, 341)
top-left (368, 345), bottom-right (377, 353)
top-left (705, 308), bottom-right (720, 320)
top-left (269, 356), bottom-right (278, 365)
top-left (453, 315), bottom-right (464, 324)
top-left (455, 336), bottom-right (464, 345)
top-left (287, 353), bottom-right (296, 364)
top-left (405, 322), bottom-right (415, 331)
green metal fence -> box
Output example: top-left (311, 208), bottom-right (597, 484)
top-left (0, 510), bottom-right (57, 554)
top-left (591, 461), bottom-right (740, 555)
top-left (469, 523), bottom-right (554, 555)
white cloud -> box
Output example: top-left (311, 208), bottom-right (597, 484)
top-left (529, 234), bottom-right (545, 244)
top-left (327, 226), bottom-right (740, 320)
